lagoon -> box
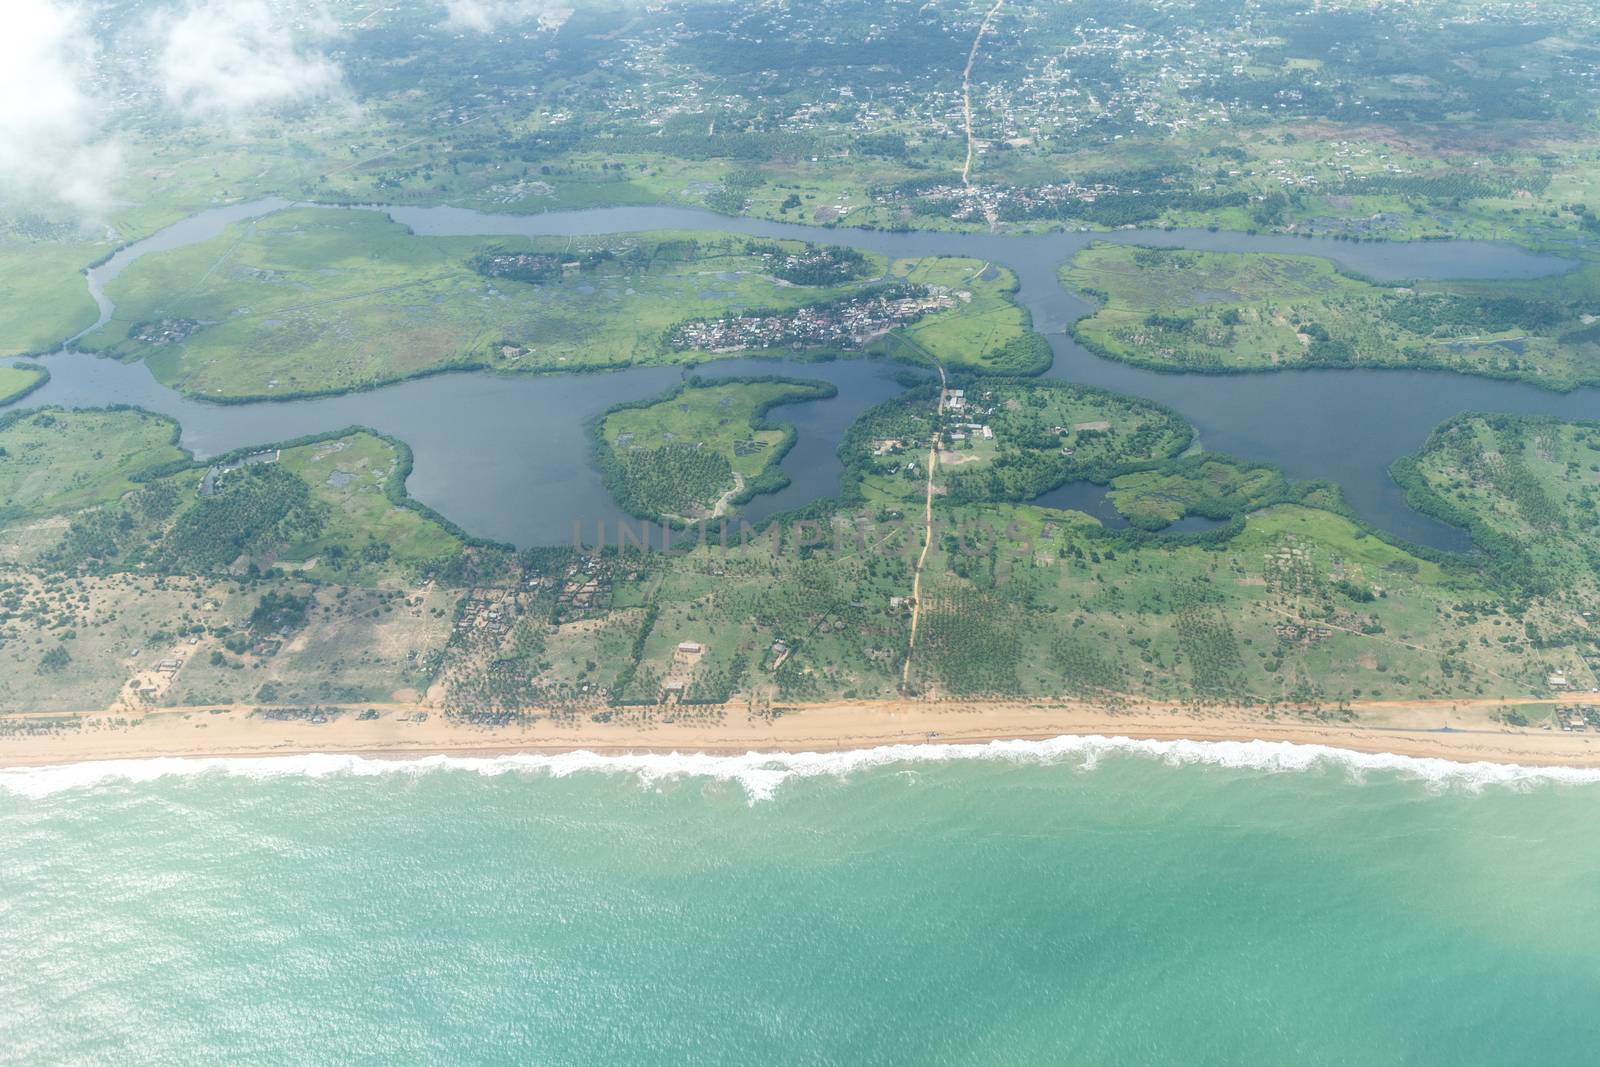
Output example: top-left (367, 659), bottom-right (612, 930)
top-left (10, 199), bottom-right (1598, 549)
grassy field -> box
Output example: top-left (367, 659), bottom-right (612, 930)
top-left (0, 408), bottom-right (187, 521)
top-left (0, 413), bottom-right (464, 585)
top-left (0, 364), bottom-right (48, 407)
top-left (1065, 244), bottom-right (1600, 389)
top-left (0, 242), bottom-right (102, 358)
top-left (1107, 458), bottom-right (1287, 530)
top-left (905, 499), bottom-right (1543, 703)
top-left (272, 432), bottom-right (465, 581)
top-left (598, 378), bottom-right (835, 523)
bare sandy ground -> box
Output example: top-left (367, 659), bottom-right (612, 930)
top-left (4, 696), bottom-right (1600, 769)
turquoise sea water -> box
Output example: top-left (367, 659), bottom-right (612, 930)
top-left (3, 741), bottom-right (1600, 1065)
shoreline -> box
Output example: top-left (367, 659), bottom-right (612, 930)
top-left (4, 697), bottom-right (1599, 772)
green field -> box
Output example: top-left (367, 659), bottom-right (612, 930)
top-left (0, 243), bottom-right (101, 358)
top-left (0, 408), bottom-right (187, 521)
top-left (0, 363), bottom-right (48, 407)
top-left (1107, 457), bottom-right (1288, 530)
top-left (597, 377), bottom-right (835, 523)
top-left (2, 414), bottom-right (463, 585)
top-left (1066, 244), bottom-right (1600, 389)
top-left (903, 498), bottom-right (1538, 703)
top-left (271, 433), bottom-right (465, 581)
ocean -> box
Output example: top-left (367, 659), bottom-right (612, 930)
top-left (3, 739), bottom-right (1599, 1065)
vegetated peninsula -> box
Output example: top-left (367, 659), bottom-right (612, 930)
top-left (1065, 244), bottom-right (1600, 390)
top-left (0, 363), bottom-right (50, 408)
top-left (594, 377), bottom-right (837, 526)
top-left (76, 206), bottom-right (1045, 402)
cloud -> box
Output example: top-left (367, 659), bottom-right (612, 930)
top-left (442, 1), bottom-right (570, 34)
top-left (0, 0), bottom-right (120, 217)
top-left (158, 0), bottom-right (344, 120)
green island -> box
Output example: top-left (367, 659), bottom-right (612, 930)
top-left (840, 378), bottom-right (1191, 508)
top-left (74, 206), bottom-right (1049, 400)
top-left (0, 363), bottom-right (50, 408)
top-left (1066, 244), bottom-right (1600, 390)
top-left (594, 377), bottom-right (837, 525)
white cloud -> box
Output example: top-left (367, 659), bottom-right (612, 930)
top-left (158, 0), bottom-right (344, 121)
top-left (442, 1), bottom-right (570, 34)
top-left (0, 0), bottom-right (120, 217)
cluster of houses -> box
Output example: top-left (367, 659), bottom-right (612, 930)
top-left (198, 449), bottom-right (280, 497)
top-left (455, 589), bottom-right (518, 640)
top-left (555, 556), bottom-right (630, 619)
top-left (1559, 704), bottom-right (1600, 732)
top-left (129, 318), bottom-right (200, 346)
top-left (877, 179), bottom-right (1139, 225)
top-left (474, 251), bottom-right (582, 284)
top-left (1273, 621), bottom-right (1333, 646)
top-left (668, 287), bottom-right (954, 353)
top-left (941, 389), bottom-right (996, 444)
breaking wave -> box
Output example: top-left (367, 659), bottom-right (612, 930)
top-left (3, 736), bottom-right (1599, 802)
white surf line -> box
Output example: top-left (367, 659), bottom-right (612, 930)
top-left (902, 362), bottom-right (948, 689)
top-left (6, 736), bottom-right (1600, 804)
top-left (960, 0), bottom-right (1006, 189)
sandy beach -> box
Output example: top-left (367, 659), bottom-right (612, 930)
top-left (4, 696), bottom-right (1600, 769)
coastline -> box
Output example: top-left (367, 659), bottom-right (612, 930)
top-left (4, 697), bottom-right (1599, 773)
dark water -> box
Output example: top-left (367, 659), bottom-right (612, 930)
top-left (13, 351), bottom-right (905, 547)
top-left (11, 199), bottom-right (1597, 549)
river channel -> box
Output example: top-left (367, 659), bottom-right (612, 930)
top-left (7, 199), bottom-right (1596, 549)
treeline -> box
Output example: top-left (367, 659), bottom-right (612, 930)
top-left (468, 248), bottom-right (617, 285)
top-left (1381, 293), bottom-right (1565, 335)
top-left (1338, 171), bottom-right (1552, 202)
top-left (159, 465), bottom-right (327, 573)
top-left (1000, 189), bottom-right (1249, 227)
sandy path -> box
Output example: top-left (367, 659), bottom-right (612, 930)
top-left (960, 0), bottom-right (1006, 189)
top-left (902, 363), bottom-right (947, 687)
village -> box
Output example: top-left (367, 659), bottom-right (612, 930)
top-left (877, 178), bottom-right (1148, 227)
top-left (129, 318), bottom-right (201, 346)
top-left (667, 285), bottom-right (956, 353)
